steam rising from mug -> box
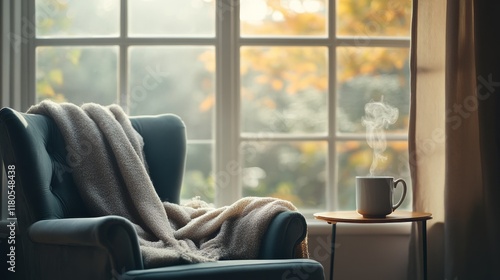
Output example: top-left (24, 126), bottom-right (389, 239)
top-left (362, 97), bottom-right (399, 176)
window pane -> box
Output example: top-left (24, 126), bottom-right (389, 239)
top-left (36, 47), bottom-right (118, 104)
top-left (336, 47), bottom-right (409, 134)
top-left (128, 46), bottom-right (215, 140)
top-left (336, 0), bottom-right (411, 37)
top-left (36, 0), bottom-right (119, 38)
top-left (241, 47), bottom-right (328, 134)
top-left (240, 0), bottom-right (327, 37)
top-left (181, 143), bottom-right (214, 204)
top-left (336, 140), bottom-right (412, 210)
top-left (242, 141), bottom-right (327, 209)
top-left (128, 0), bottom-right (215, 37)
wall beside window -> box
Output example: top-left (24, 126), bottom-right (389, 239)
top-left (308, 223), bottom-right (411, 280)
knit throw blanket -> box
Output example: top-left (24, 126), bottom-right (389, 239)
top-left (28, 100), bottom-right (308, 268)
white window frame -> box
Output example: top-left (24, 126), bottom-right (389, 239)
top-left (4, 0), bottom-right (411, 216)
top-left (220, 0), bottom-right (410, 213)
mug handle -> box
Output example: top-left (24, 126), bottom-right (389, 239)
top-left (392, 179), bottom-right (407, 211)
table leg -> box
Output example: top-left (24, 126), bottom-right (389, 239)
top-left (421, 220), bottom-right (427, 280)
top-left (330, 223), bottom-right (336, 280)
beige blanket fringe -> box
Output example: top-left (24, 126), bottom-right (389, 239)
top-left (28, 100), bottom-right (308, 268)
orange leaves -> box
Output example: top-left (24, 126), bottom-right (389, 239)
top-left (384, 10), bottom-right (397, 22)
top-left (255, 75), bottom-right (269, 84)
top-left (37, 82), bottom-right (56, 97)
top-left (241, 46), bottom-right (327, 97)
top-left (337, 140), bottom-right (408, 174)
top-left (337, 47), bottom-right (409, 83)
top-left (200, 0), bottom-right (410, 109)
top-left (199, 95), bottom-right (214, 112)
top-left (241, 0), bottom-right (327, 37)
top-left (198, 50), bottom-right (216, 72)
top-left (255, 76), bottom-right (283, 91)
top-left (270, 183), bottom-right (303, 207)
top-left (298, 141), bottom-right (327, 156)
top-left (36, 81), bottom-right (66, 102)
top-left (337, 0), bottom-right (411, 37)
top-left (339, 141), bottom-right (361, 151)
top-left (285, 12), bottom-right (326, 36)
top-left (48, 69), bottom-right (64, 86)
top-left (261, 97), bottom-right (277, 109)
top-left (271, 79), bottom-right (284, 91)
top-left (390, 141), bottom-right (408, 152)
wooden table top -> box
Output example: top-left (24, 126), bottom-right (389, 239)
top-left (313, 211), bottom-right (432, 224)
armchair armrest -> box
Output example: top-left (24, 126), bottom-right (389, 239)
top-left (258, 211), bottom-right (308, 259)
top-left (28, 216), bottom-right (143, 280)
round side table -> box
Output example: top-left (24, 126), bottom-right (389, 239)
top-left (314, 211), bottom-right (432, 280)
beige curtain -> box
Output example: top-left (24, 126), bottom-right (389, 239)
top-left (409, 0), bottom-right (500, 279)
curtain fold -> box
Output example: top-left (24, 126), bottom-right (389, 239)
top-left (408, 0), bottom-right (447, 278)
top-left (410, 0), bottom-right (500, 279)
top-left (474, 0), bottom-right (500, 277)
top-left (444, 1), bottom-right (486, 279)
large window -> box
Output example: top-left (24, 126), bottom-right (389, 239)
top-left (31, 0), bottom-right (411, 213)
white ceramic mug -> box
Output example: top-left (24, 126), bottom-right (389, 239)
top-left (356, 176), bottom-right (407, 218)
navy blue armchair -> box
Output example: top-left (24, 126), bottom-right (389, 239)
top-left (0, 107), bottom-right (324, 280)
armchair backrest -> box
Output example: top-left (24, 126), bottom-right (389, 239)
top-left (0, 106), bottom-right (186, 223)
top-left (0, 108), bottom-right (186, 223)
top-left (0, 107), bottom-right (187, 280)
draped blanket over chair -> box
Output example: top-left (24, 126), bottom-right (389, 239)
top-left (0, 102), bottom-right (323, 280)
top-left (27, 100), bottom-right (308, 268)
